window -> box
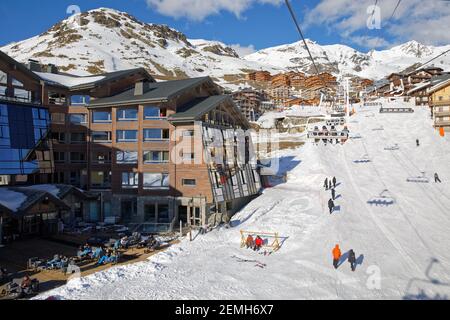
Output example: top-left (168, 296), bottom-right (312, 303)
top-left (144, 204), bottom-right (156, 222)
top-left (92, 131), bottom-right (111, 143)
top-left (143, 151), bottom-right (169, 163)
top-left (51, 132), bottom-right (66, 143)
top-left (241, 171), bottom-right (247, 184)
top-left (51, 113), bottom-right (66, 124)
top-left (117, 151), bottom-right (138, 164)
top-left (49, 92), bottom-right (67, 105)
top-left (70, 132), bottom-right (86, 144)
top-left (143, 129), bottom-right (169, 141)
top-left (70, 95), bottom-right (91, 106)
top-left (121, 199), bottom-right (137, 221)
top-left (53, 152), bottom-right (65, 163)
top-left (182, 179), bottom-right (196, 186)
top-left (92, 151), bottom-right (111, 164)
top-left (122, 172), bottom-right (139, 188)
top-left (143, 173), bottom-right (170, 189)
top-left (92, 111), bottom-right (111, 123)
top-left (70, 171), bottom-right (81, 186)
top-left (69, 113), bottom-right (87, 124)
top-left (70, 152), bottom-right (86, 163)
top-left (158, 204), bottom-right (170, 223)
top-left (117, 130), bottom-right (138, 142)
top-left (182, 130), bottom-right (195, 137)
top-left (144, 106), bottom-right (167, 120)
top-left (91, 171), bottom-right (111, 189)
top-left (117, 108), bottom-right (138, 121)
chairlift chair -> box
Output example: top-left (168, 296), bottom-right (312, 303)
top-left (407, 172), bottom-right (430, 183)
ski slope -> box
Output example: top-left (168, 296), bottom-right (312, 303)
top-left (36, 100), bottom-right (450, 300)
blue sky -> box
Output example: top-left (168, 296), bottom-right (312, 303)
top-left (0, 0), bottom-right (448, 53)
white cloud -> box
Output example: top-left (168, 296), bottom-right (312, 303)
top-left (304, 0), bottom-right (450, 48)
top-left (230, 44), bottom-right (256, 57)
top-left (146, 0), bottom-right (283, 21)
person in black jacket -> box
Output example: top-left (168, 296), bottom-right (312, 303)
top-left (324, 178), bottom-right (329, 190)
top-left (328, 198), bottom-right (335, 214)
top-left (434, 173), bottom-right (442, 183)
top-left (331, 188), bottom-right (336, 200)
top-left (348, 249), bottom-right (356, 271)
top-left (332, 177), bottom-right (337, 188)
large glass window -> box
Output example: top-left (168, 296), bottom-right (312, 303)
top-left (117, 151), bottom-right (138, 164)
top-left (144, 106), bottom-right (167, 120)
top-left (143, 151), bottom-right (169, 163)
top-left (122, 172), bottom-right (139, 188)
top-left (121, 199), bottom-right (137, 222)
top-left (158, 204), bottom-right (170, 223)
top-left (144, 204), bottom-right (156, 222)
top-left (117, 130), bottom-right (138, 142)
top-left (92, 131), bottom-right (111, 143)
top-left (69, 113), bottom-right (87, 124)
top-left (54, 152), bottom-right (65, 163)
top-left (143, 129), bottom-right (169, 141)
top-left (51, 113), bottom-right (66, 124)
top-left (51, 132), bottom-right (66, 143)
top-left (70, 95), bottom-right (91, 106)
top-left (92, 111), bottom-right (111, 123)
top-left (117, 108), bottom-right (138, 121)
top-left (143, 173), bottom-right (169, 189)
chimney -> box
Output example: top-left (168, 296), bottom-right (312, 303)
top-left (134, 80), bottom-right (150, 96)
top-left (27, 59), bottom-right (42, 72)
top-left (46, 63), bottom-right (58, 74)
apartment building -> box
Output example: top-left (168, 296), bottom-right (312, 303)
top-left (231, 89), bottom-right (265, 121)
top-left (0, 51), bottom-right (261, 232)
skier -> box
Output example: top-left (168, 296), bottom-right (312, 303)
top-left (348, 249), bottom-right (357, 272)
top-left (328, 180), bottom-right (333, 190)
top-left (332, 177), bottom-right (337, 188)
top-left (434, 173), bottom-right (442, 183)
top-left (331, 188), bottom-right (336, 201)
top-left (416, 139), bottom-right (420, 147)
top-left (332, 244), bottom-right (342, 269)
top-left (324, 178), bottom-right (329, 190)
top-left (328, 198), bottom-right (335, 214)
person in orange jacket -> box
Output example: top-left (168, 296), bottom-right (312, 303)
top-left (332, 244), bottom-right (342, 269)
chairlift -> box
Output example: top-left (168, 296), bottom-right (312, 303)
top-left (353, 154), bottom-right (371, 164)
top-left (407, 172), bottom-right (430, 183)
top-left (367, 189), bottom-right (396, 206)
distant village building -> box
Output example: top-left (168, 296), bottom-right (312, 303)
top-left (245, 71), bottom-right (272, 82)
top-left (231, 88), bottom-right (265, 121)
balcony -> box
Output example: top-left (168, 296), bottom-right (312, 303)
top-left (434, 110), bottom-right (450, 117)
top-left (434, 120), bottom-right (450, 127)
top-left (430, 99), bottom-right (450, 107)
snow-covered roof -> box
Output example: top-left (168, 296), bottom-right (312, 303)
top-left (34, 72), bottom-right (105, 88)
top-left (22, 184), bottom-right (61, 197)
top-left (407, 81), bottom-right (431, 95)
top-left (0, 189), bottom-right (28, 212)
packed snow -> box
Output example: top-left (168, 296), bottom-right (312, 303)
top-left (33, 98), bottom-right (450, 300)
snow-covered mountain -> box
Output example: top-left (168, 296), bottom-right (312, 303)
top-left (1, 7), bottom-right (450, 89)
top-left (245, 39), bottom-right (450, 80)
top-left (0, 8), bottom-right (281, 89)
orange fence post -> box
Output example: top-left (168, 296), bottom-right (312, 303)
top-left (439, 127), bottom-right (445, 137)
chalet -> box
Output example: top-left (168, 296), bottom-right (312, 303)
top-left (428, 74), bottom-right (450, 132)
top-left (245, 71), bottom-right (272, 82)
top-left (271, 73), bottom-right (291, 88)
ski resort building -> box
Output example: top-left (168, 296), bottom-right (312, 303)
top-left (231, 89), bottom-right (266, 121)
top-left (428, 75), bottom-right (450, 132)
top-left (0, 50), bottom-right (261, 235)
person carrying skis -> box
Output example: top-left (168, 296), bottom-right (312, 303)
top-left (434, 173), bottom-right (442, 183)
top-left (328, 198), bottom-right (335, 214)
top-left (348, 249), bottom-right (357, 272)
top-left (332, 244), bottom-right (342, 269)
top-left (324, 178), bottom-right (329, 190)
top-left (332, 177), bottom-right (337, 188)
top-left (331, 188), bottom-right (336, 201)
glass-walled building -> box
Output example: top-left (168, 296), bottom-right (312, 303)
top-left (0, 103), bottom-right (52, 176)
